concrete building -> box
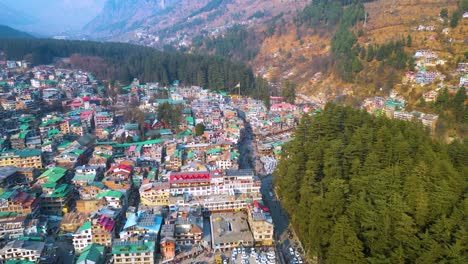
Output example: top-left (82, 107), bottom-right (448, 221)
top-left (247, 202), bottom-right (274, 246)
top-left (0, 149), bottom-right (42, 169)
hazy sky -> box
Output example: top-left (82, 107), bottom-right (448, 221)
top-left (0, 0), bottom-right (106, 35)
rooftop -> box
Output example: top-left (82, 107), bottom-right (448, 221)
top-left (111, 241), bottom-right (155, 255)
top-left (76, 243), bottom-right (105, 264)
top-left (0, 166), bottom-right (18, 181)
top-left (211, 211), bottom-right (254, 246)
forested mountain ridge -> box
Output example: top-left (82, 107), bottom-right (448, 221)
top-left (0, 25), bottom-right (35, 39)
top-left (274, 104), bottom-right (467, 263)
top-left (0, 38), bottom-right (269, 100)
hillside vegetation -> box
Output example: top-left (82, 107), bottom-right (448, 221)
top-left (252, 0), bottom-right (463, 97)
top-left (275, 104), bottom-right (467, 263)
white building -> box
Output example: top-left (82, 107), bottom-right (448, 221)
top-left (0, 240), bottom-right (45, 262)
top-left (73, 221), bottom-right (93, 252)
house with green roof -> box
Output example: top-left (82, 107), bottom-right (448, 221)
top-left (40, 183), bottom-right (74, 216)
top-left (37, 167), bottom-right (67, 184)
top-left (76, 243), bottom-right (105, 264)
top-left (96, 190), bottom-right (125, 208)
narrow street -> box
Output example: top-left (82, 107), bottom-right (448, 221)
top-left (237, 109), bottom-right (265, 174)
top-left (235, 105), bottom-right (306, 263)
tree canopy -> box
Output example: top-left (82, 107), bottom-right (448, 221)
top-left (274, 104), bottom-right (467, 263)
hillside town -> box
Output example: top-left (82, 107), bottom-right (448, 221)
top-left (0, 56), bottom-right (313, 264)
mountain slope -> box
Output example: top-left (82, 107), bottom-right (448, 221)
top-left (0, 25), bottom-right (34, 38)
top-left (253, 0), bottom-right (463, 98)
top-left (84, 0), bottom-right (309, 42)
top-left (86, 0), bottom-right (466, 109)
top-left (83, 0), bottom-right (177, 34)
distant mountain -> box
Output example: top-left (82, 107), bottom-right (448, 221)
top-left (0, 25), bottom-right (34, 38)
top-left (0, 2), bottom-right (37, 27)
top-left (83, 0), bottom-right (179, 35)
top-left (83, 0), bottom-right (309, 41)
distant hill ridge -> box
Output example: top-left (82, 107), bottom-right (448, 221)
top-left (0, 25), bottom-right (35, 39)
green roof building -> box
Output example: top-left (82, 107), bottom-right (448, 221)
top-left (76, 243), bottom-right (105, 264)
top-left (38, 167), bottom-right (67, 183)
top-left (112, 241), bottom-right (155, 264)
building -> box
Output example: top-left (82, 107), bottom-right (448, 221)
top-left (139, 183), bottom-right (170, 206)
top-left (91, 215), bottom-right (115, 246)
top-left (420, 114), bottom-right (439, 132)
top-left (36, 166), bottom-right (67, 185)
top-left (119, 211), bottom-right (162, 241)
top-left (111, 241), bottom-right (155, 264)
top-left (247, 201), bottom-right (274, 246)
top-left (0, 149), bottom-right (43, 169)
top-left (72, 165), bottom-right (103, 186)
top-left (96, 190), bottom-right (126, 209)
top-left (73, 221), bottom-right (93, 252)
top-left (0, 212), bottom-right (27, 239)
top-left (210, 211), bottom-right (254, 251)
top-left (94, 112), bottom-right (113, 128)
top-left (60, 212), bottom-right (89, 233)
top-left (40, 183), bottom-right (74, 216)
top-left (160, 237), bottom-right (176, 260)
top-left (0, 240), bottom-right (45, 262)
top-left (76, 199), bottom-right (102, 214)
top-left (422, 90), bottom-right (438, 102)
top-left (0, 166), bottom-right (24, 188)
top-left (76, 243), bottom-right (106, 264)
top-left (174, 216), bottom-right (203, 246)
top-left (0, 190), bottom-right (40, 216)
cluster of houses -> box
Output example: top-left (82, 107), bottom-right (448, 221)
top-left (362, 91), bottom-right (439, 132)
top-left (405, 50), bottom-right (467, 89)
top-left (0, 57), bottom-right (280, 264)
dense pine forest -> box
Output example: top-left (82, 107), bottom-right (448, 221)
top-left (0, 38), bottom-right (269, 99)
top-left (274, 104), bottom-right (467, 263)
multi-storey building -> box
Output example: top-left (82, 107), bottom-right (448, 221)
top-left (40, 183), bottom-right (74, 216)
top-left (139, 183), bottom-right (170, 206)
top-left (60, 212), bottom-right (89, 233)
top-left (94, 112), bottom-right (113, 128)
top-left (0, 166), bottom-right (25, 188)
top-left (142, 170), bottom-right (261, 211)
top-left (73, 221), bottom-right (93, 252)
top-left (91, 215), bottom-right (115, 246)
top-left (0, 212), bottom-right (27, 239)
top-left (0, 149), bottom-right (42, 169)
top-left (247, 202), bottom-right (274, 246)
top-left (174, 217), bottom-right (203, 246)
top-left (0, 189), bottom-right (40, 216)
